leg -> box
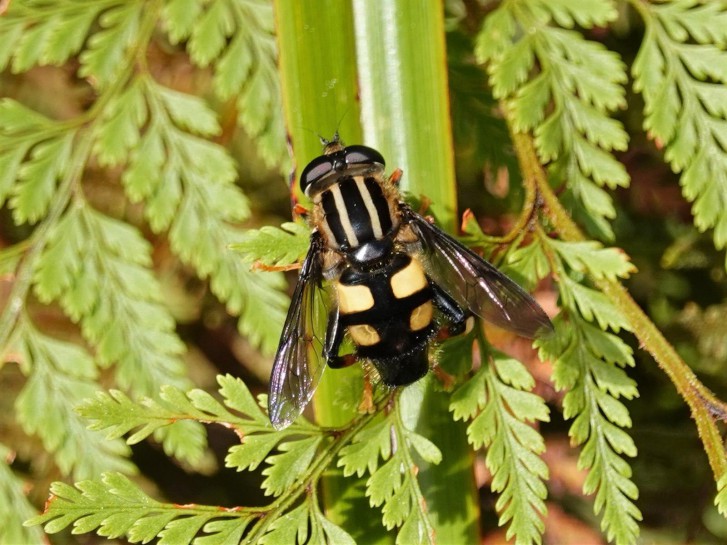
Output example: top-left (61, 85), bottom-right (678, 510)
top-left (387, 168), bottom-right (403, 186)
top-left (324, 308), bottom-right (356, 369)
top-left (431, 283), bottom-right (468, 337)
top-left (357, 372), bottom-right (375, 414)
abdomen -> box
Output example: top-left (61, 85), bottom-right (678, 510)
top-left (334, 254), bottom-right (435, 385)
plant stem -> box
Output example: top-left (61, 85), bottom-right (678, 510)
top-left (352, 1), bottom-right (480, 541)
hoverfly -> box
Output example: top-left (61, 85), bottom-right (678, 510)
top-left (268, 135), bottom-right (553, 429)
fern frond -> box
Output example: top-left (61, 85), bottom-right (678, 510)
top-left (0, 98), bottom-right (76, 224)
top-left (632, 0), bottom-right (727, 267)
top-left (118, 76), bottom-right (289, 354)
top-left (78, 387), bottom-right (210, 468)
top-left (30, 376), bottom-right (362, 544)
top-left (478, 0), bottom-right (628, 239)
top-left (79, 2), bottom-right (145, 88)
top-left (162, 0), bottom-right (287, 169)
top-left (79, 375), bottom-right (319, 472)
top-left (717, 473), bottom-right (727, 516)
top-left (451, 344), bottom-right (549, 545)
top-left (0, 444), bottom-right (45, 544)
top-left (33, 204), bottom-right (188, 395)
top-left (0, 1), bottom-right (106, 72)
top-left (11, 316), bottom-right (134, 479)
top-left (541, 315), bottom-right (641, 545)
top-left (27, 472), bottom-right (256, 545)
top-left (232, 222), bottom-right (311, 268)
top-left (538, 245), bottom-right (641, 545)
top-left (259, 494), bottom-right (355, 545)
top-left (336, 402), bottom-right (438, 544)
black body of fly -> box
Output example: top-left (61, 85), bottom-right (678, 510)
top-left (268, 136), bottom-right (553, 429)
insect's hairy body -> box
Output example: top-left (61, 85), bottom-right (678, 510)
top-left (267, 137), bottom-right (553, 429)
top-left (310, 155), bottom-right (439, 386)
top-left (312, 171), bottom-right (399, 253)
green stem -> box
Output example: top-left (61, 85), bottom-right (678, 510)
top-left (351, 2), bottom-right (479, 542)
top-left (507, 127), bottom-right (727, 486)
top-left (392, 404), bottom-right (436, 544)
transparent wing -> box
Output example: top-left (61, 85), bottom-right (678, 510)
top-left (402, 206), bottom-right (553, 339)
top-left (268, 233), bottom-right (329, 429)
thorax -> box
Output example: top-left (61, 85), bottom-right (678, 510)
top-left (312, 175), bottom-right (399, 254)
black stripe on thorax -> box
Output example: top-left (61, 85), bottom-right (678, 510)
top-left (364, 177), bottom-right (394, 234)
top-left (337, 177), bottom-right (374, 242)
top-left (319, 176), bottom-right (393, 249)
top-left (320, 187), bottom-right (347, 247)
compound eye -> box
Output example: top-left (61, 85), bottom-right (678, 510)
top-left (343, 145), bottom-right (385, 167)
top-left (299, 156), bottom-right (333, 195)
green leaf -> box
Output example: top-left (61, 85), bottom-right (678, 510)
top-left (405, 430), bottom-right (442, 465)
top-left (27, 472), bottom-right (253, 544)
top-left (11, 132), bottom-right (75, 224)
top-left (475, 7), bottom-right (516, 62)
top-left (262, 435), bottom-right (324, 497)
top-left (188, 0), bottom-right (234, 67)
top-left (716, 473), bottom-right (727, 516)
top-left (337, 415), bottom-right (392, 477)
top-left (162, 0), bottom-right (202, 44)
top-left (452, 349), bottom-right (549, 545)
top-left (79, 389), bottom-right (167, 443)
top-left (118, 80), bottom-right (290, 354)
top-left (122, 123), bottom-right (167, 204)
top-left (505, 242), bottom-right (551, 290)
top-left (560, 276), bottom-right (632, 332)
top-left (259, 502), bottom-right (308, 545)
top-left (633, 1), bottom-right (727, 259)
top-left (12, 318), bottom-right (133, 480)
top-left (547, 239), bottom-right (636, 281)
top-left (33, 205), bottom-right (188, 396)
top-left (154, 83), bottom-right (221, 137)
top-left (92, 78), bottom-right (148, 167)
top-left (10, 14), bottom-right (56, 72)
top-left (180, 0), bottom-right (287, 169)
top-left (42, 6), bottom-right (99, 65)
top-left (267, 498), bottom-right (358, 545)
top-left (367, 454), bottom-right (403, 509)
top-left (0, 141), bottom-right (28, 208)
top-left (316, 511), bottom-right (357, 545)
top-left (194, 519), bottom-right (249, 545)
top-left (216, 374), bottom-right (269, 423)
top-left (381, 477), bottom-right (412, 530)
top-left (0, 98), bottom-right (52, 133)
top-left (450, 368), bottom-right (487, 423)
top-left (336, 404), bottom-right (437, 543)
top-left (0, 2), bottom-right (102, 71)
top-left (79, 386), bottom-right (216, 471)
top-left (226, 433), bottom-right (282, 472)
top-left (213, 33), bottom-right (254, 100)
top-left (0, 444), bottom-right (45, 544)
top-left (490, 35), bottom-right (536, 99)
top-left (479, 2), bottom-right (629, 234)
top-left (232, 222), bottom-right (311, 267)
top-left (0, 16), bottom-right (24, 71)
top-left (540, 314), bottom-right (641, 545)
top-left (532, 0), bottom-right (617, 28)
top-left (79, 3), bottom-right (143, 88)
top-left (170, 207), bottom-right (288, 354)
